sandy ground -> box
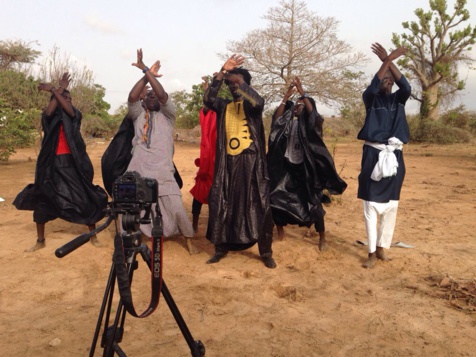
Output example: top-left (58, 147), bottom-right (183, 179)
top-left (0, 137), bottom-right (475, 357)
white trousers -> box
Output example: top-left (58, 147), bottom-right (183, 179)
top-left (363, 200), bottom-right (399, 253)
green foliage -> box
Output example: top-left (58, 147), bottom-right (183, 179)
top-left (0, 40), bottom-right (117, 159)
top-left (392, 0), bottom-right (476, 120)
top-left (0, 39), bottom-right (41, 70)
top-left (0, 103), bottom-right (38, 161)
top-left (171, 90), bottom-right (195, 129)
top-left (440, 105), bottom-right (476, 134)
top-left (0, 70), bottom-right (43, 160)
top-left (0, 70), bottom-right (44, 110)
top-left (172, 77), bottom-right (232, 129)
top-left (407, 109), bottom-right (475, 144)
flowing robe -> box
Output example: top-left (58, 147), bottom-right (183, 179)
top-left (204, 78), bottom-right (273, 250)
top-left (14, 107), bottom-right (108, 225)
top-left (267, 99), bottom-right (347, 226)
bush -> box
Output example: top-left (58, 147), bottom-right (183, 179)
top-left (0, 107), bottom-right (38, 161)
top-left (440, 106), bottom-right (476, 135)
top-left (82, 113), bottom-right (124, 139)
top-left (408, 114), bottom-right (473, 144)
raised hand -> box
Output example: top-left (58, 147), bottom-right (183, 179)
top-left (38, 82), bottom-right (54, 92)
top-left (293, 77), bottom-right (305, 95)
top-left (149, 60), bottom-right (163, 77)
top-left (131, 48), bottom-right (146, 70)
top-left (201, 76), bottom-right (210, 91)
top-left (58, 72), bottom-right (71, 89)
top-left (387, 46), bottom-right (407, 61)
top-left (371, 43), bottom-right (388, 62)
top-left (283, 81), bottom-right (295, 100)
top-left (222, 54), bottom-right (245, 71)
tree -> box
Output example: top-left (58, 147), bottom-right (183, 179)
top-left (36, 45), bottom-right (114, 137)
top-left (171, 75), bottom-right (232, 129)
top-left (0, 39), bottom-right (41, 71)
top-left (0, 41), bottom-right (115, 159)
top-left (392, 0), bottom-right (476, 120)
top-left (225, 0), bottom-right (368, 108)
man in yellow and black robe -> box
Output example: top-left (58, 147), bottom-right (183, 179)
top-left (203, 55), bottom-right (276, 268)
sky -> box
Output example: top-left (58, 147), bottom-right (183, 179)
top-left (1, 0), bottom-right (475, 115)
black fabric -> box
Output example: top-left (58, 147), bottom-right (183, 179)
top-left (13, 107), bottom-right (108, 225)
top-left (101, 115), bottom-right (135, 196)
top-left (192, 198), bottom-right (203, 215)
top-left (357, 145), bottom-right (406, 202)
top-left (267, 98), bottom-right (347, 228)
top-left (204, 78), bottom-right (273, 255)
top-left (101, 115), bottom-right (183, 197)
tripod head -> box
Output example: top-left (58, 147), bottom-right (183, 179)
top-left (54, 200), bottom-right (155, 258)
top-left (56, 171), bottom-right (159, 258)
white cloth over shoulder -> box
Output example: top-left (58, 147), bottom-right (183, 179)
top-left (365, 137), bottom-right (403, 181)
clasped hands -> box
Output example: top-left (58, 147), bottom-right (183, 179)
top-left (38, 72), bottom-right (70, 92)
top-left (132, 48), bottom-right (162, 77)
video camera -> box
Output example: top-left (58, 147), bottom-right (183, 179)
top-left (113, 171), bottom-right (158, 205)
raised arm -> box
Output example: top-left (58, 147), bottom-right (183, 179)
top-left (204, 54), bottom-right (245, 108)
top-left (371, 43), bottom-right (406, 81)
top-left (273, 82), bottom-right (295, 120)
top-left (129, 49), bottom-right (168, 104)
top-left (39, 72), bottom-right (75, 118)
top-left (293, 77), bottom-right (313, 113)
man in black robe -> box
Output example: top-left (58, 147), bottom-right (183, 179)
top-left (268, 77), bottom-right (347, 251)
top-left (204, 54), bottom-right (276, 269)
top-left (357, 43), bottom-right (411, 268)
top-left (13, 73), bottom-right (108, 252)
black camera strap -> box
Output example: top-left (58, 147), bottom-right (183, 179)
top-left (113, 215), bottom-right (163, 318)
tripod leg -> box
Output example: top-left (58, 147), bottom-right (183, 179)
top-left (89, 261), bottom-right (117, 357)
top-left (161, 281), bottom-right (206, 357)
top-left (140, 247), bottom-right (205, 357)
top-left (102, 255), bottom-right (138, 357)
top-left (90, 254), bottom-right (139, 357)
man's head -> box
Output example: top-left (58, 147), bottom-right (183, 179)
top-left (144, 89), bottom-right (161, 111)
top-left (293, 99), bottom-right (305, 117)
top-left (225, 68), bottom-right (252, 99)
top-left (50, 89), bottom-right (72, 103)
top-left (379, 70), bottom-right (395, 94)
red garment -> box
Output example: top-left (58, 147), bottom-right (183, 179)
top-left (56, 123), bottom-right (71, 155)
top-left (190, 108), bottom-right (217, 204)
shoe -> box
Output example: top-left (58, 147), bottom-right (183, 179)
top-left (262, 256), bottom-right (277, 269)
top-left (207, 252), bottom-right (227, 264)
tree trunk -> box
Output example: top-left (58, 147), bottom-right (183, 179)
top-left (419, 84), bottom-right (440, 120)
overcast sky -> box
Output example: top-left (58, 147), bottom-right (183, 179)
top-left (1, 0), bottom-right (475, 115)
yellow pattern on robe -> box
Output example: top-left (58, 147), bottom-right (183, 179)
top-left (225, 100), bottom-right (253, 155)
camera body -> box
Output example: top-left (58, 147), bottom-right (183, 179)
top-left (113, 171), bottom-right (158, 204)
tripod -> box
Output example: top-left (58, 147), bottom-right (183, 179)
top-left (56, 209), bottom-right (205, 357)
top-left (90, 233), bottom-right (205, 357)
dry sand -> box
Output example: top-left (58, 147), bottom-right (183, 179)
top-left (1, 137), bottom-right (475, 356)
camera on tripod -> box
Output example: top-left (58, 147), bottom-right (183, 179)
top-left (55, 170), bottom-right (205, 357)
top-left (112, 171), bottom-right (158, 205)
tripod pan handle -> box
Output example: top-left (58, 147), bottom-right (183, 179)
top-left (55, 232), bottom-right (93, 258)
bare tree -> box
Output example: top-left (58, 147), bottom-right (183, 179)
top-left (392, 0), bottom-right (476, 120)
top-left (226, 0), bottom-right (368, 108)
top-left (36, 45), bottom-right (99, 113)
